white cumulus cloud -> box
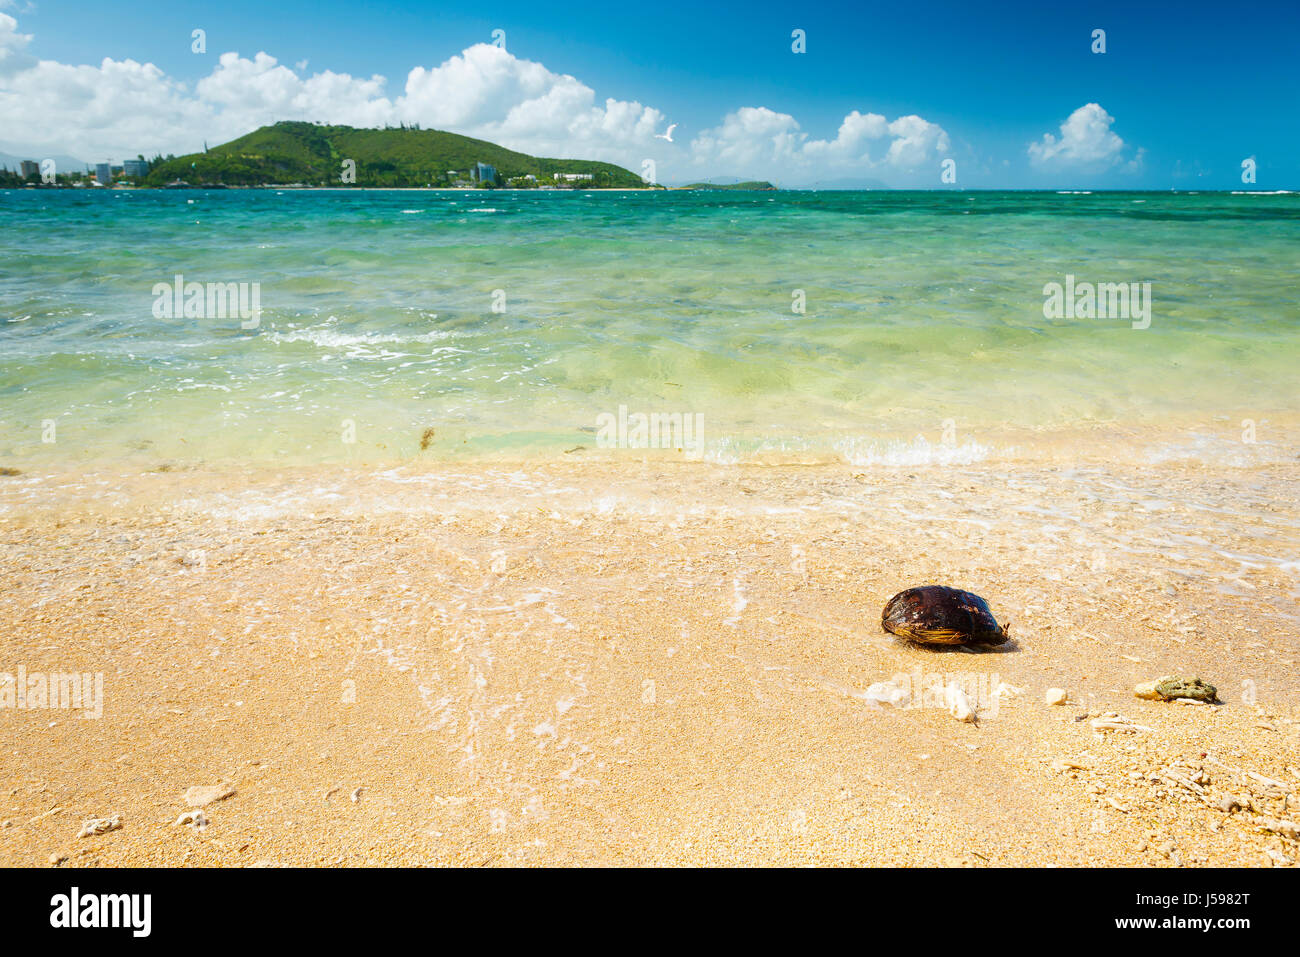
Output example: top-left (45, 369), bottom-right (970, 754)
top-left (0, 12), bottom-right (36, 76)
top-left (691, 106), bottom-right (950, 182)
top-left (394, 44), bottom-right (664, 164)
top-left (1028, 103), bottom-right (1130, 167)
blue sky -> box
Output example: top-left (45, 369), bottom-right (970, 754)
top-left (2, 0), bottom-right (1297, 187)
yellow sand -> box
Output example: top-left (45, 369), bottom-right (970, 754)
top-left (1, 459), bottom-right (1297, 866)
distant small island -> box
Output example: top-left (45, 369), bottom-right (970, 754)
top-left (678, 181), bottom-right (776, 191)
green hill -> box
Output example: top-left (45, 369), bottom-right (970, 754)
top-left (143, 121), bottom-right (648, 188)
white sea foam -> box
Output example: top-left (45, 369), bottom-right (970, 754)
top-left (1144, 433), bottom-right (1294, 467)
top-left (265, 328), bottom-right (451, 348)
top-left (697, 434), bottom-right (998, 467)
top-left (836, 436), bottom-right (993, 467)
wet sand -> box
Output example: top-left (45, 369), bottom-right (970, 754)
top-left (1, 459), bottom-right (1297, 866)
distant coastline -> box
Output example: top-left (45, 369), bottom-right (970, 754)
top-left (0, 120), bottom-right (655, 191)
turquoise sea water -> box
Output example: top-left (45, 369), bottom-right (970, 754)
top-left (1, 188), bottom-right (1297, 467)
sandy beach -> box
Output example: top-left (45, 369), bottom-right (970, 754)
top-left (3, 457), bottom-right (1297, 867)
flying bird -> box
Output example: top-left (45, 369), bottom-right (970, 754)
top-left (655, 124), bottom-right (677, 143)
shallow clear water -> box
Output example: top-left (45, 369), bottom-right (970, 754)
top-left (1, 188), bottom-right (1297, 467)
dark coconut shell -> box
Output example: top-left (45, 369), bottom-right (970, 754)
top-left (881, 586), bottom-right (1009, 647)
